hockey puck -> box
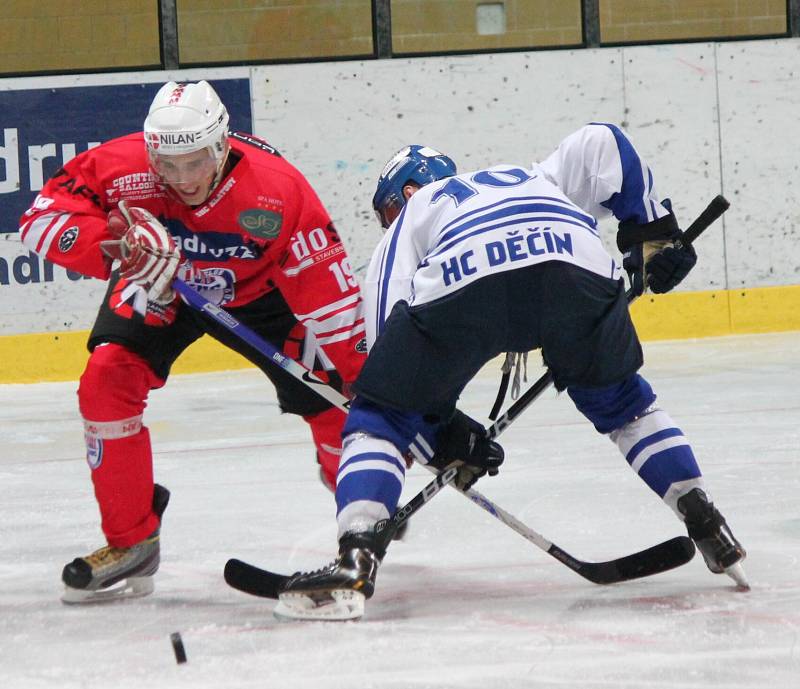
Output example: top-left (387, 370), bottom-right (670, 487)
top-left (170, 632), bottom-right (187, 664)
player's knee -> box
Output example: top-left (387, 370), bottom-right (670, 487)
top-left (343, 397), bottom-right (434, 454)
top-left (568, 374), bottom-right (656, 434)
top-left (79, 343), bottom-right (159, 420)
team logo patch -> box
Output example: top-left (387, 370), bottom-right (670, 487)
top-left (85, 435), bottom-right (103, 470)
top-left (183, 267), bottom-right (236, 306)
top-left (58, 226), bottom-right (79, 252)
top-left (355, 338), bottom-right (368, 353)
top-left (238, 209), bottom-right (282, 239)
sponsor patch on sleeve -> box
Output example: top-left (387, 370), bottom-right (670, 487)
top-left (58, 226), bottom-right (79, 252)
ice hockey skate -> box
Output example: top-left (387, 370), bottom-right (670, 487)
top-left (677, 488), bottom-right (749, 589)
top-left (61, 484), bottom-right (170, 604)
top-left (274, 532), bottom-right (382, 621)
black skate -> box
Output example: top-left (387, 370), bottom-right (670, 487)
top-left (274, 532), bottom-right (383, 620)
top-left (677, 488), bottom-right (749, 589)
top-left (61, 484), bottom-right (170, 604)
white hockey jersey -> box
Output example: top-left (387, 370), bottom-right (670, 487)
top-left (363, 123), bottom-right (670, 345)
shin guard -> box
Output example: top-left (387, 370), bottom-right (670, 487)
top-left (610, 407), bottom-right (704, 504)
top-left (335, 433), bottom-right (406, 539)
top-left (78, 343), bottom-right (165, 547)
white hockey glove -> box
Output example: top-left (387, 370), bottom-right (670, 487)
top-left (430, 410), bottom-right (504, 491)
top-left (101, 201), bottom-right (180, 304)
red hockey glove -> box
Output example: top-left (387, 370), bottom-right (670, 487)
top-left (101, 201), bottom-right (180, 304)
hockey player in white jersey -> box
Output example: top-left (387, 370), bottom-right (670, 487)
top-left (275, 123), bottom-right (747, 619)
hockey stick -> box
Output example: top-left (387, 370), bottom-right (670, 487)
top-left (200, 195), bottom-right (727, 594)
top-left (438, 194), bottom-right (730, 580)
top-left (224, 466), bottom-right (459, 599)
top-left (176, 279), bottom-right (693, 586)
top-left (172, 278), bottom-right (350, 410)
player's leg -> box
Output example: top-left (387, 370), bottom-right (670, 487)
top-left (277, 282), bottom-right (510, 616)
top-left (279, 400), bottom-right (424, 612)
top-left (62, 276), bottom-right (202, 603)
top-left (539, 263), bottom-right (746, 581)
top-left (568, 376), bottom-right (747, 580)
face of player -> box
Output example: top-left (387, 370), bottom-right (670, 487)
top-left (151, 148), bottom-right (219, 205)
top-left (378, 184), bottom-right (421, 228)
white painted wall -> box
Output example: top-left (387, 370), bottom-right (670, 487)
top-left (1, 38), bottom-right (798, 336)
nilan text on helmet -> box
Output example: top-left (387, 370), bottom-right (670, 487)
top-left (156, 132), bottom-right (198, 146)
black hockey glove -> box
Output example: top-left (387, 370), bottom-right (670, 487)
top-left (617, 201), bottom-right (697, 296)
top-left (430, 410), bottom-right (504, 491)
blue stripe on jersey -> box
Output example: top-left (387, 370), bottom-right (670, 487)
top-left (637, 445), bottom-right (701, 497)
top-left (435, 196), bottom-right (598, 249)
top-left (437, 194), bottom-right (597, 240)
top-left (647, 168), bottom-right (657, 219)
top-left (624, 428), bottom-right (684, 466)
top-left (594, 123), bottom-right (653, 224)
top-left (376, 203), bottom-right (410, 336)
top-left (429, 213), bottom-right (600, 262)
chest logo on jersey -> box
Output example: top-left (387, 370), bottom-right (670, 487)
top-left (238, 209), bottom-right (282, 239)
top-left (165, 219), bottom-right (262, 262)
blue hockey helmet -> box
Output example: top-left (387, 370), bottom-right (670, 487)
top-left (372, 145), bottom-right (457, 229)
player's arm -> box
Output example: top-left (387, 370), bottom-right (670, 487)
top-left (269, 181), bottom-right (367, 385)
top-left (362, 204), bottom-right (427, 348)
top-left (540, 122), bottom-right (696, 295)
top-left (19, 151), bottom-right (179, 301)
top-left (19, 152), bottom-right (116, 279)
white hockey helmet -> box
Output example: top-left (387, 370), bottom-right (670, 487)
top-left (144, 80), bottom-right (230, 165)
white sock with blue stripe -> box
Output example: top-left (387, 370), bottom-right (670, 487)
top-left (335, 433), bottom-right (406, 539)
top-left (610, 408), bottom-right (705, 516)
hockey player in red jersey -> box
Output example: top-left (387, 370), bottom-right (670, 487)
top-left (19, 80), bottom-right (367, 603)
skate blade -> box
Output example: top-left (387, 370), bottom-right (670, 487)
top-left (61, 576), bottom-right (155, 605)
top-left (724, 562), bottom-right (750, 591)
top-left (274, 589), bottom-right (365, 621)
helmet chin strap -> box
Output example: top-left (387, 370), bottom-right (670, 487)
top-left (209, 142), bottom-right (232, 195)
top-left (155, 142), bottom-right (232, 206)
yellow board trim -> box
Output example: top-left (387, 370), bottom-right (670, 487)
top-left (630, 284), bottom-right (800, 340)
top-left (1, 284), bottom-right (798, 384)
top-left (0, 333), bottom-right (256, 384)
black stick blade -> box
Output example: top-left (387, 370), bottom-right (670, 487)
top-left (591, 536), bottom-right (695, 584)
top-left (552, 536), bottom-right (696, 585)
top-left (224, 558), bottom-right (290, 599)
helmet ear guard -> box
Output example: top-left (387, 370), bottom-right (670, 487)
top-left (372, 145), bottom-right (457, 229)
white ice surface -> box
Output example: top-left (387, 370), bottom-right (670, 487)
top-left (1, 332), bottom-right (799, 688)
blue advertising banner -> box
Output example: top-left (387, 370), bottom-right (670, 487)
top-left (0, 79), bottom-right (251, 234)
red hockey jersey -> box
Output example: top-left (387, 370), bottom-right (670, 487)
top-left (19, 132), bottom-right (366, 383)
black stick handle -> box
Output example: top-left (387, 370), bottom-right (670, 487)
top-left (680, 194), bottom-right (730, 247)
